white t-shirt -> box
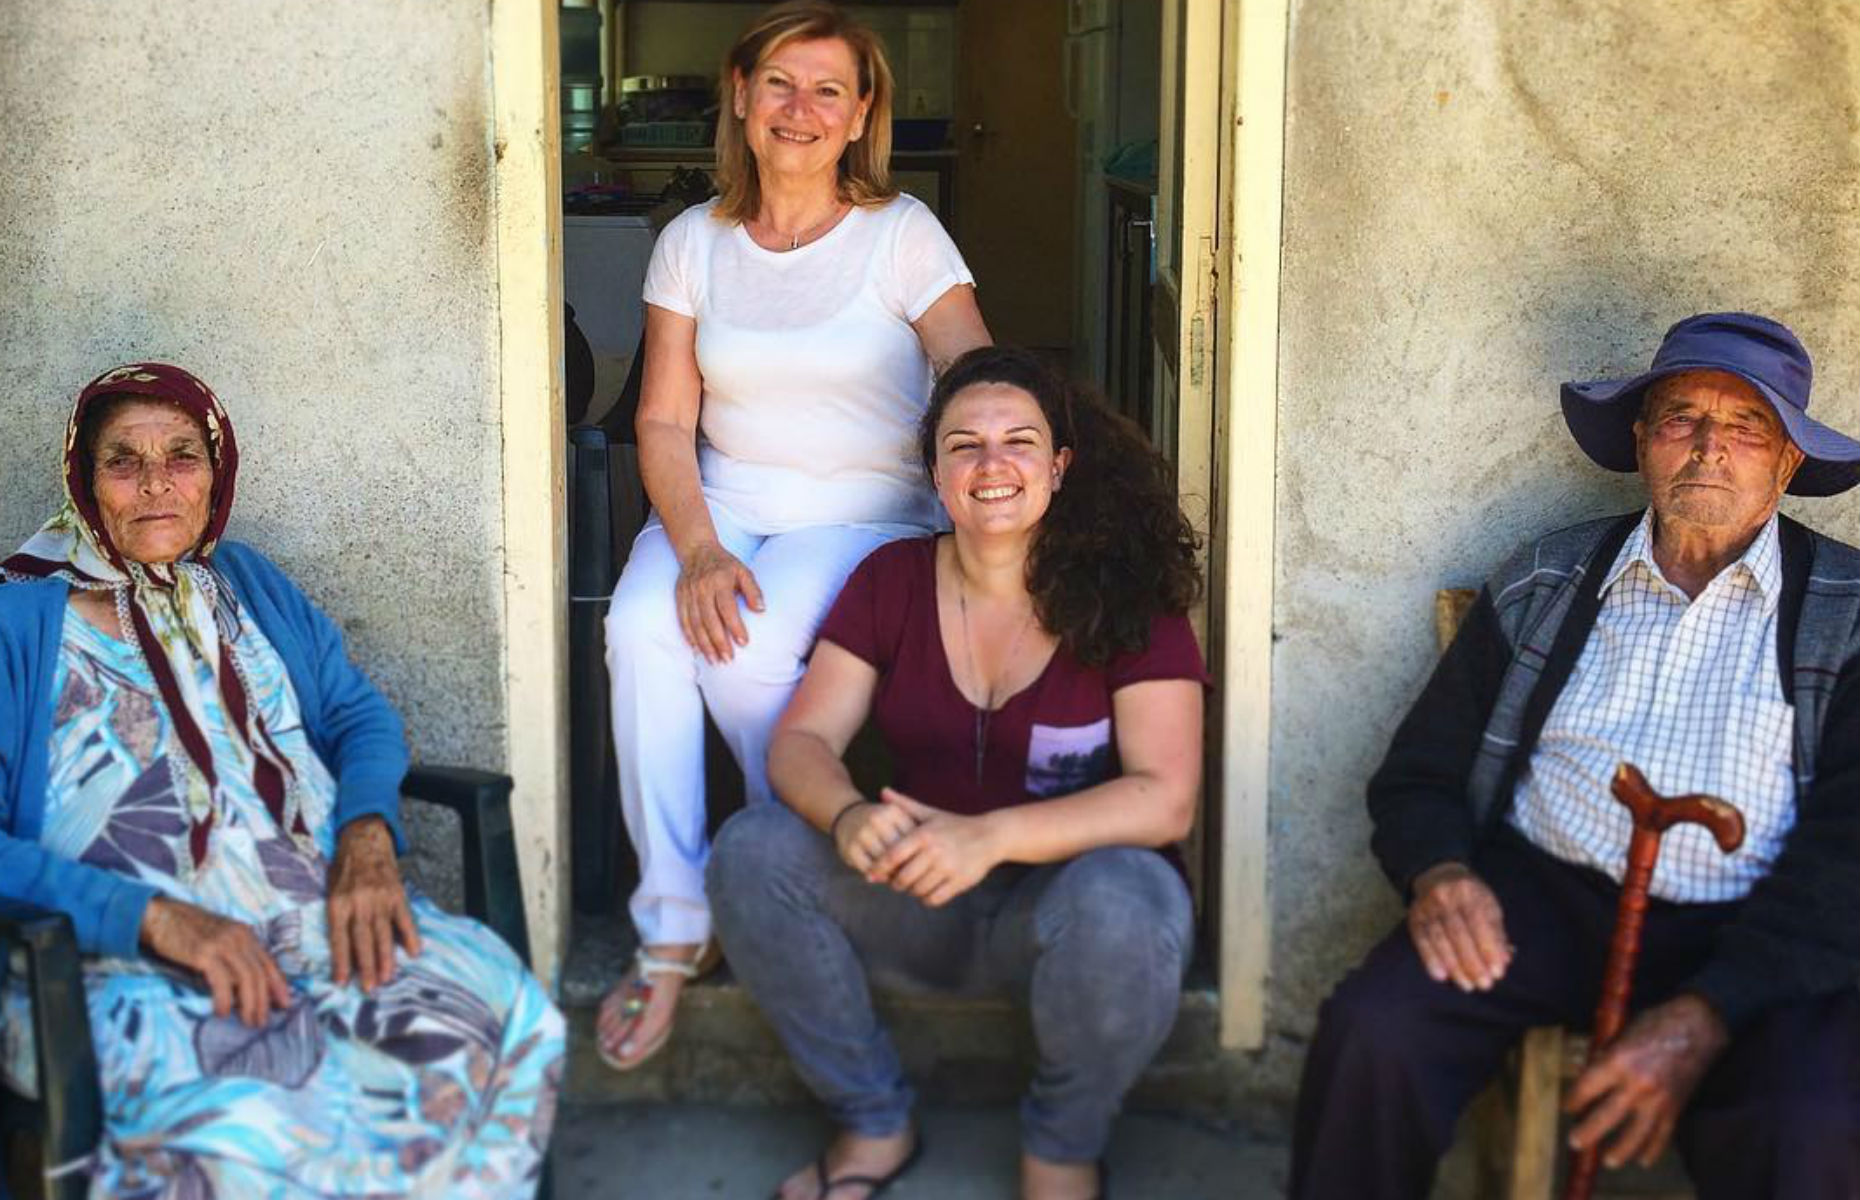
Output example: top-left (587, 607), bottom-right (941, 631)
top-left (642, 194), bottom-right (974, 533)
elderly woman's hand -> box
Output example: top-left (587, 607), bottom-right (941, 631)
top-left (676, 540), bottom-right (766, 664)
top-left (141, 896), bottom-right (292, 1027)
top-left (328, 815), bottom-right (422, 992)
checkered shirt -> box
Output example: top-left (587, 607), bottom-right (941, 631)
top-left (1508, 510), bottom-right (1794, 902)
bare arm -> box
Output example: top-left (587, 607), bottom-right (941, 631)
top-left (635, 303), bottom-right (713, 554)
top-left (769, 640), bottom-right (879, 829)
top-left (633, 303), bottom-right (765, 662)
top-left (911, 284), bottom-right (991, 375)
top-left (769, 640), bottom-right (924, 872)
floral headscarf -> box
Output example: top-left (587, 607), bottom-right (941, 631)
top-left (2, 364), bottom-right (304, 873)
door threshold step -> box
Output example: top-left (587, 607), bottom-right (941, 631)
top-left (563, 978), bottom-right (1233, 1110)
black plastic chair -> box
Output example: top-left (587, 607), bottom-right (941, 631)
top-left (0, 765), bottom-right (540, 1200)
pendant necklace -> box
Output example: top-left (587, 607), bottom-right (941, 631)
top-left (955, 561), bottom-right (1033, 788)
top-left (758, 202), bottom-right (845, 251)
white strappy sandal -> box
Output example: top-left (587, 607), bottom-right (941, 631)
top-left (596, 940), bottom-right (721, 1072)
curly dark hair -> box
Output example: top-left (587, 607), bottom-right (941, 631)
top-left (919, 346), bottom-right (1203, 666)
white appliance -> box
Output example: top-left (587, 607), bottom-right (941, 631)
top-left (563, 214), bottom-right (658, 425)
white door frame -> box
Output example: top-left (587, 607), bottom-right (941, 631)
top-left (1214, 0), bottom-right (1288, 1050)
top-left (1165, 0), bottom-right (1288, 1050)
top-left (490, 0), bottom-right (570, 987)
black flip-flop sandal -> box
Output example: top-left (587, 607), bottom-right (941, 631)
top-left (811, 1136), bottom-right (925, 1199)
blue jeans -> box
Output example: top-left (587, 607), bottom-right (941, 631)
top-left (706, 803), bottom-right (1193, 1162)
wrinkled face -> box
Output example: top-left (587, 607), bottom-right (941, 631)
top-left (932, 382), bottom-right (1071, 538)
top-left (734, 36), bottom-right (870, 179)
top-left (89, 399), bottom-right (214, 565)
top-left (1634, 369), bottom-right (1803, 537)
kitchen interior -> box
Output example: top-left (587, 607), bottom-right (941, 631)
top-left (563, 0), bottom-right (1170, 924)
top-left (558, 0), bottom-right (1163, 436)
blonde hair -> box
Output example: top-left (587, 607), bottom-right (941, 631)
top-left (712, 1), bottom-right (898, 224)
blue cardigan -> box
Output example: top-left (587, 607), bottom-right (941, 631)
top-left (0, 542), bottom-right (410, 960)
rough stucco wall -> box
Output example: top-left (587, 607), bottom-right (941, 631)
top-left (0, 4), bottom-right (505, 890)
top-left (1264, 0), bottom-right (1860, 1104)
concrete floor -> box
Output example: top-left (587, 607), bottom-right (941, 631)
top-left (553, 1102), bottom-right (1290, 1199)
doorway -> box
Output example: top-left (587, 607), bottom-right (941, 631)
top-left (522, 0), bottom-right (1283, 1049)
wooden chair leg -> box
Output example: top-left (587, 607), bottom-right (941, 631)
top-left (1469, 1080), bottom-right (1515, 1199)
top-left (1508, 1026), bottom-right (1565, 1200)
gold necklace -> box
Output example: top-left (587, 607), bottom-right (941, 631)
top-left (955, 560), bottom-right (1033, 788)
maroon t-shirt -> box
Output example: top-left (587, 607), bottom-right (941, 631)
top-left (815, 537), bottom-right (1211, 817)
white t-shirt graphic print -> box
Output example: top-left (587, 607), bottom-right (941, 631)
top-left (642, 194), bottom-right (975, 534)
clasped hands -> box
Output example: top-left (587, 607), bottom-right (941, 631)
top-left (1408, 862), bottom-right (1729, 1169)
top-left (833, 787), bottom-right (1001, 908)
top-left (137, 815), bottom-right (423, 1027)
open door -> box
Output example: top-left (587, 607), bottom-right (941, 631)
top-left (1153, 0), bottom-right (1226, 993)
top-left (1155, 0), bottom-right (1287, 1049)
top-left (954, 0), bottom-right (1078, 353)
top-left (1153, 0), bottom-right (1221, 493)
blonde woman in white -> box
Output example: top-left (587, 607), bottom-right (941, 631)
top-left (598, 0), bottom-right (990, 1071)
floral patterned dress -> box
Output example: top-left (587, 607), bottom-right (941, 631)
top-left (9, 605), bottom-right (563, 1198)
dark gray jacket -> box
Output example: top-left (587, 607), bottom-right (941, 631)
top-left (1368, 512), bottom-right (1860, 1030)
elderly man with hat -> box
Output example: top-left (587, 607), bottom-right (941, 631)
top-left (1291, 313), bottom-right (1860, 1198)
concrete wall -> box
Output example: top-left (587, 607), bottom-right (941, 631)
top-left (1260, 0), bottom-right (1860, 1105)
top-left (0, 3), bottom-right (507, 888)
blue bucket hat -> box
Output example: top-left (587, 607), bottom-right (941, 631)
top-left (1561, 311), bottom-right (1860, 497)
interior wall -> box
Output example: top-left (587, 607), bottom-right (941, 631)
top-left (621, 3), bottom-right (956, 117)
top-left (0, 3), bottom-right (507, 891)
top-left (1261, 0), bottom-right (1860, 1104)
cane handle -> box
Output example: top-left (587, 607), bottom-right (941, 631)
top-left (1611, 763), bottom-right (1745, 852)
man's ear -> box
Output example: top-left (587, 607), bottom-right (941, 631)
top-left (1777, 441), bottom-right (1806, 493)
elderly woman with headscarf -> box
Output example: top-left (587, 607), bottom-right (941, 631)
top-left (0, 364), bottom-right (563, 1197)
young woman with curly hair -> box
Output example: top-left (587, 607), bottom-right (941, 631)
top-left (707, 345), bottom-right (1208, 1200)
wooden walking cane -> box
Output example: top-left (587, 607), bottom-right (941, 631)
top-left (1561, 763), bottom-right (1745, 1200)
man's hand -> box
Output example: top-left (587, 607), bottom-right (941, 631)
top-left (1408, 862), bottom-right (1513, 991)
top-left (833, 797), bottom-right (921, 874)
top-left (140, 896), bottom-right (291, 1027)
top-left (867, 788), bottom-right (1002, 907)
top-left (1565, 994), bottom-right (1728, 1168)
top-left (328, 815), bottom-right (422, 992)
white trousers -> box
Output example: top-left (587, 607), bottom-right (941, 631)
top-left (604, 501), bottom-right (912, 945)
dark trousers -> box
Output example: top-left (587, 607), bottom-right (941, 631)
top-left (1291, 833), bottom-right (1860, 1200)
